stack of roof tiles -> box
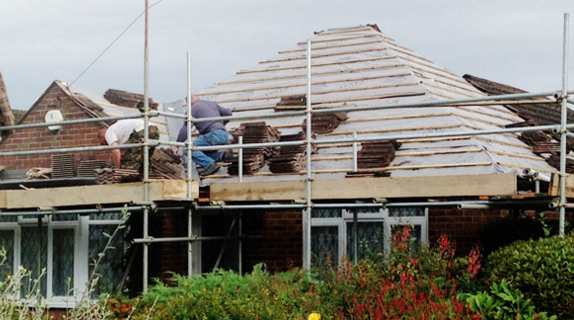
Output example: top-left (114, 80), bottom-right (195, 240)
top-left (226, 122), bottom-right (279, 175)
top-left (275, 95), bottom-right (306, 110)
top-left (77, 160), bottom-right (107, 178)
top-left (228, 122), bottom-right (280, 175)
top-left (95, 168), bottom-right (141, 184)
top-left (357, 140), bottom-right (401, 169)
top-left (51, 154), bottom-right (75, 179)
top-left (547, 153), bottom-right (574, 173)
top-left (302, 112), bottom-right (348, 134)
top-left (104, 89), bottom-right (158, 110)
top-left (150, 148), bottom-right (184, 180)
top-left (269, 132), bottom-right (308, 173)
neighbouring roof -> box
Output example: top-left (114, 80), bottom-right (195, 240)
top-left (0, 71), bottom-right (16, 129)
top-left (196, 24), bottom-right (557, 183)
top-left (463, 74), bottom-right (574, 125)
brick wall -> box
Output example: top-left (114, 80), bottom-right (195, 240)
top-left (428, 207), bottom-right (508, 254)
top-left (156, 211), bottom-right (188, 280)
top-left (243, 210), bottom-right (303, 273)
top-left (0, 82), bottom-right (109, 169)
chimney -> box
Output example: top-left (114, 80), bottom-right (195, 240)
top-left (0, 72), bottom-right (16, 138)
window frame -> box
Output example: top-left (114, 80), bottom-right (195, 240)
top-left (0, 213), bottom-right (123, 308)
top-left (311, 206), bottom-right (429, 266)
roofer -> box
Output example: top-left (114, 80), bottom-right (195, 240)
top-left (97, 118), bottom-right (159, 171)
top-left (175, 95), bottom-right (234, 176)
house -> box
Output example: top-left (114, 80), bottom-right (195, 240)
top-left (196, 24), bottom-right (565, 268)
top-left (0, 80), bottom-right (189, 305)
top-left (0, 24), bottom-right (571, 306)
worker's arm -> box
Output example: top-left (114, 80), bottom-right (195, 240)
top-left (110, 142), bottom-right (121, 168)
top-left (217, 104), bottom-right (232, 125)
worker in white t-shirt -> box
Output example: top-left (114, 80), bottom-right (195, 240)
top-left (97, 119), bottom-right (158, 169)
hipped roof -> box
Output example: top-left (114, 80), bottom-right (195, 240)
top-left (197, 25), bottom-right (557, 183)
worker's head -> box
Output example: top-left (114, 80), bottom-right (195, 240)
top-left (97, 128), bottom-right (108, 145)
top-left (191, 95), bottom-right (200, 104)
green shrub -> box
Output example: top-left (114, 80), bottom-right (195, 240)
top-left (137, 266), bottom-right (325, 320)
top-left (482, 233), bottom-right (574, 318)
top-left (462, 280), bottom-right (557, 320)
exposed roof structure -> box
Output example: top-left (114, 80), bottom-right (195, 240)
top-left (195, 25), bottom-right (556, 184)
top-left (70, 85), bottom-right (183, 142)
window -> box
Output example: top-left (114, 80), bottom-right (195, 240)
top-left (89, 211), bottom-right (126, 297)
top-left (0, 212), bottom-right (126, 307)
top-left (311, 206), bottom-right (428, 266)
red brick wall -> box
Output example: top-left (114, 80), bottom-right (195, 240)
top-left (156, 211), bottom-right (188, 280)
top-left (243, 210), bottom-right (303, 273)
top-left (0, 83), bottom-right (109, 169)
top-left (428, 207), bottom-right (508, 254)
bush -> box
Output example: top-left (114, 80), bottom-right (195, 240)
top-left (482, 233), bottom-right (574, 318)
top-left (462, 280), bottom-right (556, 320)
top-left (136, 266), bottom-right (325, 320)
top-left (126, 228), bottom-right (486, 320)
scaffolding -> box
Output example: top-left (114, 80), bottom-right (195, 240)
top-left (0, 13), bottom-right (571, 294)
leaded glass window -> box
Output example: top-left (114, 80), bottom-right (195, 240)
top-left (389, 207), bottom-right (425, 217)
top-left (89, 212), bottom-right (124, 221)
top-left (312, 208), bottom-right (342, 218)
top-left (0, 215), bottom-right (17, 223)
top-left (52, 214), bottom-right (78, 222)
top-left (21, 227), bottom-right (48, 297)
top-left (346, 222), bottom-right (385, 261)
top-left (0, 230), bottom-right (14, 279)
top-left (311, 226), bottom-right (338, 267)
top-left (52, 229), bottom-right (75, 296)
top-left (89, 225), bottom-right (126, 296)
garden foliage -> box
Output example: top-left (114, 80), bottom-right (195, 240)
top-left (125, 227), bottom-right (484, 319)
top-left (482, 233), bottom-right (574, 319)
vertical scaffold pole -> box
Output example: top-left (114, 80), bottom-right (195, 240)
top-left (187, 52), bottom-right (194, 276)
top-left (559, 13), bottom-right (570, 237)
top-left (304, 39), bottom-right (312, 269)
top-left (142, 0), bottom-right (150, 293)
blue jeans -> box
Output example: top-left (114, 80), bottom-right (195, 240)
top-left (184, 129), bottom-right (228, 168)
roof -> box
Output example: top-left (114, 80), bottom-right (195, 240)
top-left (0, 71), bottom-right (15, 129)
top-left (196, 25), bottom-right (557, 184)
top-left (463, 74), bottom-right (574, 125)
top-left (69, 85), bottom-right (185, 143)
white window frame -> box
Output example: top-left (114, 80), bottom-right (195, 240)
top-left (311, 206), bottom-right (429, 266)
top-left (0, 213), bottom-right (123, 308)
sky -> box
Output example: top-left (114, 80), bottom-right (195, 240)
top-left (0, 1), bottom-right (573, 110)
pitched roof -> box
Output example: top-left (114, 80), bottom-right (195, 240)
top-left (197, 25), bottom-right (557, 183)
top-left (463, 74), bottom-right (574, 125)
top-left (0, 71), bottom-right (15, 129)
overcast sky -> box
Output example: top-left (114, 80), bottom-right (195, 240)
top-left (1, 1), bottom-right (573, 110)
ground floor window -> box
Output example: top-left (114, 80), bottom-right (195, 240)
top-left (0, 212), bottom-right (126, 307)
top-left (311, 206), bottom-right (428, 267)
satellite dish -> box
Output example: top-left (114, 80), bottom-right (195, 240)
top-left (45, 110), bottom-right (64, 131)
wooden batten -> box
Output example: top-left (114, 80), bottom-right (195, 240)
top-left (279, 39), bottom-right (382, 54)
top-left (0, 180), bottom-right (197, 210)
top-left (236, 56), bottom-right (397, 75)
top-left (210, 172), bottom-right (517, 202)
top-left (261, 47), bottom-right (390, 64)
